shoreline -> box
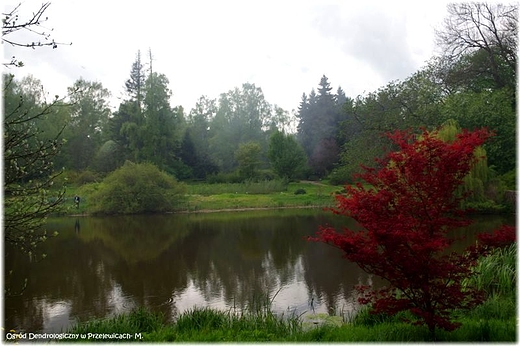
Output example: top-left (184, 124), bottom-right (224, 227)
top-left (67, 205), bottom-right (329, 217)
top-left (175, 205), bottom-right (327, 214)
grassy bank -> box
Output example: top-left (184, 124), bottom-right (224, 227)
top-left (64, 295), bottom-right (515, 342)
top-left (181, 181), bottom-right (338, 212)
top-left (60, 180), bottom-right (340, 215)
top-left (64, 244), bottom-right (516, 342)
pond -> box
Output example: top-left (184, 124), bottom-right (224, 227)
top-left (3, 209), bottom-right (514, 334)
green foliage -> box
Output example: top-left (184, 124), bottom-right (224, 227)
top-left (89, 161), bottom-right (186, 214)
top-left (64, 78), bottom-right (111, 171)
top-left (500, 169), bottom-right (516, 190)
top-left (441, 89), bottom-right (516, 174)
top-left (3, 74), bottom-right (64, 271)
top-left (75, 170), bottom-right (101, 185)
top-left (209, 83), bottom-right (272, 172)
top-left (268, 130), bottom-right (307, 180)
top-left (206, 171), bottom-right (243, 184)
top-left (294, 188), bottom-right (306, 195)
top-left (437, 120), bottom-right (505, 208)
top-left (235, 141), bottom-right (262, 180)
top-left (125, 50), bottom-right (145, 111)
top-left (329, 131), bottom-right (388, 185)
top-left (185, 96), bottom-right (219, 179)
top-left (141, 72), bottom-right (186, 171)
top-left (296, 76), bottom-right (346, 173)
top-left (92, 140), bottom-right (122, 173)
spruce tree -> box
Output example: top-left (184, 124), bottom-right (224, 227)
top-left (125, 50), bottom-right (146, 115)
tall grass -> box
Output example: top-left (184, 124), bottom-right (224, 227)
top-left (463, 243), bottom-right (516, 297)
top-left (68, 307), bottom-right (164, 335)
top-left (66, 298), bottom-right (516, 342)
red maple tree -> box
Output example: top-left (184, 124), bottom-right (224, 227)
top-left (309, 128), bottom-right (515, 338)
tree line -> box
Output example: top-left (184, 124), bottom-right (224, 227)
top-left (4, 3), bottom-right (517, 187)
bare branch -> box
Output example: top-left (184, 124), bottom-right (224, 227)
top-left (2, 2), bottom-right (72, 67)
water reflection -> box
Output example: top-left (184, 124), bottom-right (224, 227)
top-left (3, 210), bottom-right (514, 333)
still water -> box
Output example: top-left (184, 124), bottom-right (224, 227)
top-left (3, 209), bottom-right (514, 333)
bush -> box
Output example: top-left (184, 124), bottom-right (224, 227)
top-left (89, 161), bottom-right (186, 214)
top-left (257, 169), bottom-right (277, 181)
top-left (206, 172), bottom-right (243, 184)
top-left (76, 170), bottom-right (101, 185)
top-left (294, 188), bottom-right (306, 195)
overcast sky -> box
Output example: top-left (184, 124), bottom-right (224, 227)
top-left (3, 0), bottom-right (450, 113)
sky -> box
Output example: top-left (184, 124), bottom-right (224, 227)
top-left (3, 0), bottom-right (451, 114)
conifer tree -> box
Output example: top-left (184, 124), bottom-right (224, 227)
top-left (125, 50), bottom-right (146, 114)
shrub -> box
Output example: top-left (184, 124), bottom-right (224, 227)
top-left (294, 188), bottom-right (306, 195)
top-left (76, 170), bottom-right (101, 185)
top-left (206, 172), bottom-right (242, 184)
top-left (89, 161), bottom-right (186, 214)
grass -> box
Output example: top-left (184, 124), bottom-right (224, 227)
top-left (186, 179), bottom-right (289, 195)
top-left (65, 296), bottom-right (515, 342)
top-left (57, 180), bottom-right (340, 215)
top-left (69, 307), bottom-right (163, 335)
top-left (181, 181), bottom-right (339, 212)
top-left (462, 243), bottom-right (516, 297)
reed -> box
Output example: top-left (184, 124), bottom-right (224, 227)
top-left (463, 243), bottom-right (516, 297)
top-left (68, 307), bottom-right (164, 335)
top-left (65, 301), bottom-right (515, 342)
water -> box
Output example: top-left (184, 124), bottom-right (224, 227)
top-left (3, 209), bottom-right (514, 333)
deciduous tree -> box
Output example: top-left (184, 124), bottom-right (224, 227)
top-left (268, 130), bottom-right (306, 180)
top-left (435, 3), bottom-right (517, 91)
top-left (209, 83), bottom-right (271, 172)
top-left (235, 141), bottom-right (262, 180)
top-left (65, 78), bottom-right (111, 171)
top-left (3, 75), bottom-right (64, 279)
top-left (309, 128), bottom-right (514, 339)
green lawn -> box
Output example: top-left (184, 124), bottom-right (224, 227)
top-left (59, 181), bottom-right (342, 215)
top-left (182, 181), bottom-right (339, 212)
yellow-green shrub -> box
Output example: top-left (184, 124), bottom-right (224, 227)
top-left (90, 161), bottom-right (186, 214)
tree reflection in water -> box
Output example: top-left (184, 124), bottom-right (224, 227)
top-left (3, 210), bottom-right (514, 333)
